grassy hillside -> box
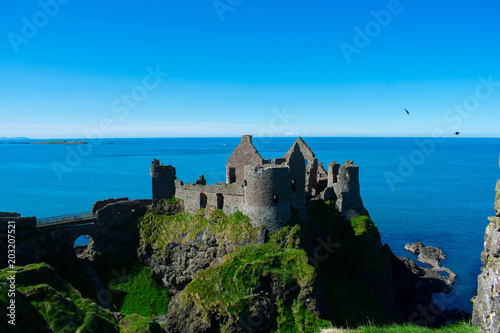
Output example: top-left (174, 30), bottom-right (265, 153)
top-left (109, 263), bottom-right (170, 317)
top-left (0, 263), bottom-right (161, 333)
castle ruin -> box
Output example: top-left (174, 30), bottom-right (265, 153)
top-left (150, 135), bottom-right (365, 231)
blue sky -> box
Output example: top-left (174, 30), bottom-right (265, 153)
top-left (0, 0), bottom-right (499, 138)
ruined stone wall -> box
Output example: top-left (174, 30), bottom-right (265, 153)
top-left (284, 137), bottom-right (315, 161)
top-left (243, 165), bottom-right (291, 231)
top-left (226, 135), bottom-right (263, 185)
top-left (0, 198), bottom-right (150, 268)
top-left (306, 157), bottom-right (319, 198)
top-left (150, 160), bottom-right (176, 202)
top-left (287, 143), bottom-right (307, 221)
top-left (333, 161), bottom-right (365, 220)
top-left (284, 138), bottom-right (318, 198)
top-left (327, 161), bottom-right (341, 187)
top-left (0, 215), bottom-right (36, 231)
top-left (472, 156), bottom-right (500, 332)
top-left (174, 180), bottom-right (245, 216)
top-left (0, 215), bottom-right (41, 267)
top-left (91, 197), bottom-right (129, 213)
top-left (316, 162), bottom-right (328, 194)
top-left (96, 199), bottom-right (152, 225)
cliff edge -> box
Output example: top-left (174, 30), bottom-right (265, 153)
top-left (472, 156), bottom-right (500, 332)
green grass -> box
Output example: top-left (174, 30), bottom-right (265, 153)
top-left (109, 263), bottom-right (170, 317)
top-left (174, 242), bottom-right (331, 332)
top-left (160, 197), bottom-right (182, 205)
top-left (1, 263), bottom-right (162, 332)
top-left (282, 201), bottom-right (398, 326)
top-left (119, 313), bottom-right (163, 333)
top-left (323, 321), bottom-right (479, 332)
top-left (0, 263), bottom-right (120, 332)
top-left (139, 208), bottom-right (262, 250)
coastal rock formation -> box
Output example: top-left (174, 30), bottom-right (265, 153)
top-left (404, 241), bottom-right (457, 289)
top-left (139, 234), bottom-right (239, 293)
top-left (0, 263), bottom-right (161, 332)
top-left (164, 242), bottom-right (329, 333)
top-left (137, 205), bottom-right (265, 295)
top-left (472, 156), bottom-right (500, 332)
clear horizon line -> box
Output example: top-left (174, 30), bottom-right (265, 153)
top-left (2, 135), bottom-right (499, 140)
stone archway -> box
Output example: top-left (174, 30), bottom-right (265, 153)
top-left (74, 235), bottom-right (95, 260)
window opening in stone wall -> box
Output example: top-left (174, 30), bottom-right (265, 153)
top-left (291, 178), bottom-right (296, 193)
top-left (217, 193), bottom-right (224, 210)
top-left (200, 193), bottom-right (208, 209)
top-left (273, 195), bottom-right (279, 204)
top-left (229, 167), bottom-right (236, 184)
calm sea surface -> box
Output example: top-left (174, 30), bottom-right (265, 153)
top-left (1, 137), bottom-right (498, 312)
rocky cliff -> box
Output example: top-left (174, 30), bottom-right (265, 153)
top-left (136, 199), bottom-right (462, 331)
top-left (1, 197), bottom-right (467, 332)
top-left (472, 156), bottom-right (500, 332)
top-left (0, 263), bottom-right (161, 332)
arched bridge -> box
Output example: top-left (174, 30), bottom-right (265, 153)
top-left (1, 198), bottom-right (152, 268)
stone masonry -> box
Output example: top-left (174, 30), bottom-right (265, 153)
top-left (151, 135), bottom-right (366, 231)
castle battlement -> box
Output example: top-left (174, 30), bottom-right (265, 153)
top-left (151, 135), bottom-right (365, 230)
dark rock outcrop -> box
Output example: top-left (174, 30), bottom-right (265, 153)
top-left (404, 241), bottom-right (457, 289)
top-left (472, 156), bottom-right (500, 332)
top-left (139, 234), bottom-right (236, 294)
top-left (164, 243), bottom-right (328, 333)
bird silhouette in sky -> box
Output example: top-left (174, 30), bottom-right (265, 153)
top-left (404, 108), bottom-right (409, 115)
top-left (454, 132), bottom-right (460, 135)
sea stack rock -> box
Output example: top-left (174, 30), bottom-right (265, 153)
top-left (472, 155), bottom-right (500, 332)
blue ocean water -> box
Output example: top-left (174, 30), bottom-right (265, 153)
top-left (1, 137), bottom-right (498, 312)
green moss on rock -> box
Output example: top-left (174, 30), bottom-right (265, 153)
top-left (109, 263), bottom-right (170, 317)
top-left (119, 314), bottom-right (163, 333)
top-left (139, 209), bottom-right (262, 250)
top-left (0, 263), bottom-right (120, 332)
top-left (167, 243), bottom-right (330, 332)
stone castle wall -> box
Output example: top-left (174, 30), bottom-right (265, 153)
top-left (226, 135), bottom-right (263, 186)
top-left (333, 161), bottom-right (365, 220)
top-left (288, 143), bottom-right (306, 211)
top-left (174, 180), bottom-right (245, 216)
top-left (151, 160), bottom-right (176, 202)
top-left (243, 165), bottom-right (291, 231)
top-left (151, 135), bottom-right (366, 230)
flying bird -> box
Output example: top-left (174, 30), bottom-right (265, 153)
top-left (404, 108), bottom-right (409, 115)
top-left (454, 132), bottom-right (460, 135)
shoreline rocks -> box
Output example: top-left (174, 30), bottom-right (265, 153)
top-left (404, 241), bottom-right (457, 289)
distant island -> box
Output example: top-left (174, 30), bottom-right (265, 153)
top-left (1, 140), bottom-right (88, 145)
top-left (0, 136), bottom-right (30, 140)
top-left (32, 140), bottom-right (88, 144)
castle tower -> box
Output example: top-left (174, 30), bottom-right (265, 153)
top-left (226, 135), bottom-right (263, 185)
top-left (333, 161), bottom-right (365, 220)
top-left (243, 165), bottom-right (291, 231)
top-left (150, 159), bottom-right (176, 202)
